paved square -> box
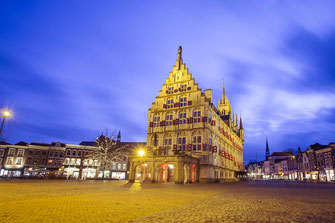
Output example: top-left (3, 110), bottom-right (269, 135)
top-left (0, 180), bottom-right (334, 222)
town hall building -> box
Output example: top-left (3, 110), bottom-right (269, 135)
top-left (129, 47), bottom-right (244, 183)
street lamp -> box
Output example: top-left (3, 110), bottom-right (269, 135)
top-left (138, 149), bottom-right (145, 157)
top-left (0, 109), bottom-right (11, 137)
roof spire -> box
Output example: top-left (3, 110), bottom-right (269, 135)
top-left (222, 80), bottom-right (226, 104)
top-left (239, 114), bottom-right (243, 130)
top-left (177, 46), bottom-right (182, 70)
top-left (266, 138), bottom-right (270, 160)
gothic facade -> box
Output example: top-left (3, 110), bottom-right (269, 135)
top-left (129, 47), bottom-right (244, 183)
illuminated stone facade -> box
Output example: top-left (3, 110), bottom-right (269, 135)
top-left (129, 47), bottom-right (244, 183)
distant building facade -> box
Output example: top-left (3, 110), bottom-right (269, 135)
top-left (247, 140), bottom-right (335, 182)
top-left (0, 140), bottom-right (145, 180)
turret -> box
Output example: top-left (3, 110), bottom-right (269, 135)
top-left (239, 115), bottom-right (244, 143)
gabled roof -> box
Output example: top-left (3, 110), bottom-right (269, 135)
top-left (15, 141), bottom-right (28, 146)
top-left (309, 143), bottom-right (328, 151)
top-left (50, 142), bottom-right (66, 147)
top-left (0, 141), bottom-right (11, 145)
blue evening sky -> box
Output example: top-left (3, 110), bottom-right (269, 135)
top-left (1, 1), bottom-right (335, 162)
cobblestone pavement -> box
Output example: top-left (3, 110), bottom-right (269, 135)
top-left (0, 180), bottom-right (334, 222)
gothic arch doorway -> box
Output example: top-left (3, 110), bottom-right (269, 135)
top-left (135, 163), bottom-right (149, 182)
top-left (158, 163), bottom-right (175, 183)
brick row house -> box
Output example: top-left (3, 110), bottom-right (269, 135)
top-left (0, 140), bottom-right (145, 179)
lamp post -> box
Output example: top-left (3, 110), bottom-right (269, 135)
top-left (0, 110), bottom-right (11, 137)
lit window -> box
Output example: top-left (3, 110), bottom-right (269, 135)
top-left (6, 157), bottom-right (13, 165)
top-left (8, 149), bottom-right (15, 156)
top-left (17, 149), bottom-right (24, 157)
top-left (76, 159), bottom-right (81, 165)
top-left (123, 164), bottom-right (127, 170)
top-left (117, 163), bottom-right (121, 169)
top-left (112, 164), bottom-right (116, 169)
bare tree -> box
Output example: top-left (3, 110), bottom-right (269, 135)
top-left (87, 133), bottom-right (128, 179)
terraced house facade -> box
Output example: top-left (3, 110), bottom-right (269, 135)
top-left (129, 47), bottom-right (245, 183)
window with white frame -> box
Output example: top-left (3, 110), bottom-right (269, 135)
top-left (64, 158), bottom-right (69, 165)
top-left (179, 112), bottom-right (187, 124)
top-left (118, 163), bottom-right (121, 169)
top-left (16, 157), bottom-right (23, 165)
top-left (70, 158), bottom-right (76, 165)
top-left (192, 136), bottom-right (201, 151)
top-left (166, 114), bottom-right (173, 126)
top-left (8, 148), bottom-right (15, 156)
top-left (153, 116), bottom-right (160, 127)
top-left (17, 149), bottom-right (24, 157)
top-left (6, 157), bottom-right (13, 165)
top-left (123, 163), bottom-right (127, 170)
top-left (0, 149), bottom-right (4, 157)
top-left (76, 159), bottom-right (81, 165)
top-left (193, 110), bottom-right (201, 123)
top-left (112, 163), bottom-right (116, 169)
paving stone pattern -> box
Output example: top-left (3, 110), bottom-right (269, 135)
top-left (0, 180), bottom-right (334, 223)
